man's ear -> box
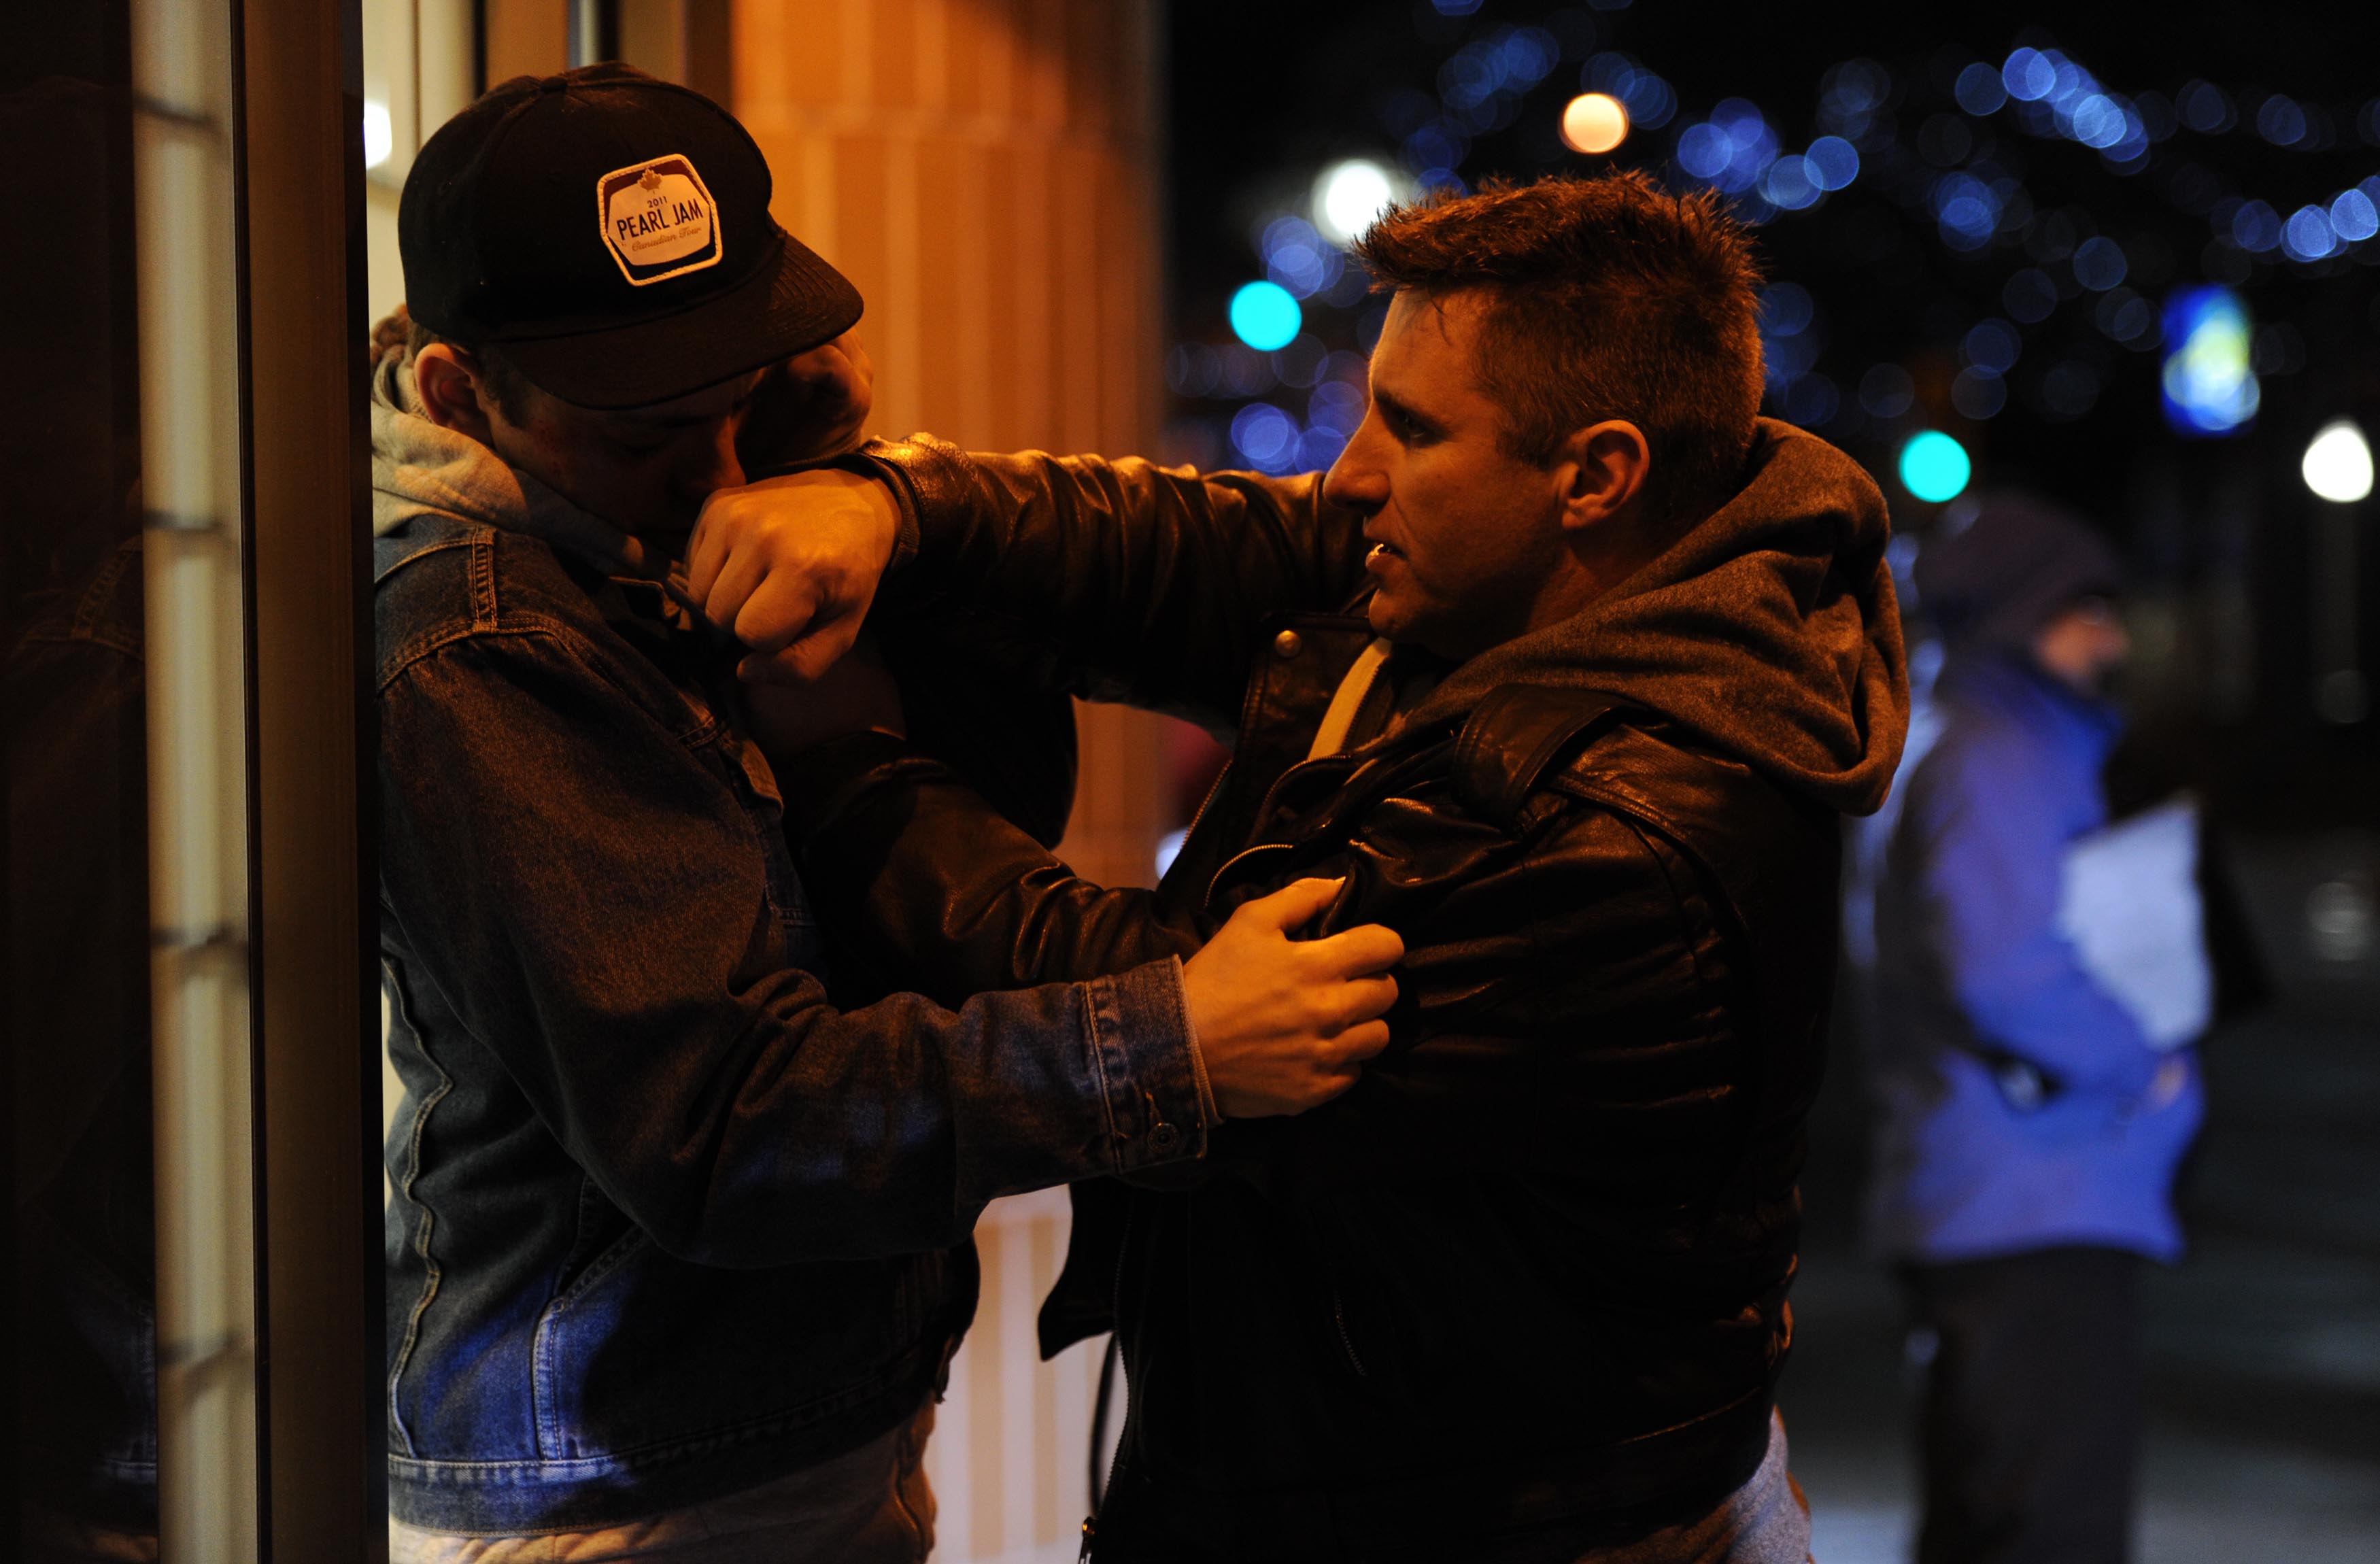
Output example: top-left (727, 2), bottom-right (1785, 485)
top-left (412, 342), bottom-right (497, 444)
top-left (1553, 420), bottom-right (1652, 535)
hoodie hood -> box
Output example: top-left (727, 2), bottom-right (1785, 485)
top-left (1406, 418), bottom-right (1908, 816)
top-left (369, 345), bottom-right (660, 579)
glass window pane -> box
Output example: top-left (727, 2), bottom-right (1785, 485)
top-left (5, 0), bottom-right (258, 1557)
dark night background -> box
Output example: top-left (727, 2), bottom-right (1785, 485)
top-left (1163, 4), bottom-right (2380, 1557)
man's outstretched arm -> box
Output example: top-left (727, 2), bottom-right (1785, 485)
top-left (380, 629), bottom-right (1397, 1268)
top-left (685, 443), bottom-right (1376, 730)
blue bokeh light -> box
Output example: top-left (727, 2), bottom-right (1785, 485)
top-left (1931, 172), bottom-right (2002, 249)
top-left (1818, 58), bottom-right (1891, 135)
top-left (2256, 95), bottom-right (2310, 147)
top-left (1803, 135), bottom-right (1860, 191)
top-left (1684, 99), bottom-right (1779, 194)
top-left (1899, 431), bottom-right (1973, 503)
top-left (1963, 318), bottom-right (2022, 374)
top-left (2160, 285), bottom-right (2258, 437)
top-left (1759, 282), bottom-right (1816, 337)
top-left (2281, 205), bottom-right (2339, 262)
top-left (1229, 403), bottom-right (1302, 471)
top-left (1954, 62), bottom-right (2007, 116)
top-left (2323, 190), bottom-right (2380, 243)
top-left (2177, 80), bottom-right (2234, 133)
top-left (1261, 215), bottom-right (1340, 299)
top-left (1586, 51), bottom-right (1676, 131)
top-left (2331, 188), bottom-right (2380, 243)
top-left (1401, 124), bottom-right (1467, 183)
top-left (1229, 282), bottom-right (1303, 353)
top-left (2069, 93), bottom-right (2124, 148)
top-left (1950, 367), bottom-right (2007, 420)
top-left (1676, 122), bottom-right (1731, 180)
top-left (1761, 155), bottom-right (1820, 210)
top-left (2002, 48), bottom-right (2056, 103)
top-left (2230, 200), bottom-right (2281, 253)
top-left (2072, 235), bottom-right (2128, 291)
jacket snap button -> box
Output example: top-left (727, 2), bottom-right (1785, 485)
top-left (1273, 629), bottom-right (1303, 659)
top-left (1150, 1121), bottom-right (1180, 1151)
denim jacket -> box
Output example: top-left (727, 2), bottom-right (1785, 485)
top-left (372, 358), bottom-right (1210, 1530)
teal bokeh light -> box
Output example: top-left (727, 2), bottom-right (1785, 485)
top-left (1899, 430), bottom-right (1972, 503)
top-left (1229, 282), bottom-right (1303, 352)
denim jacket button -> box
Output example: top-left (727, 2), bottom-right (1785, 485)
top-left (1273, 629), bottom-right (1303, 659)
top-left (1149, 1121), bottom-right (1182, 1153)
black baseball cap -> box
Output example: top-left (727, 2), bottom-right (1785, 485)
top-left (399, 63), bottom-right (861, 410)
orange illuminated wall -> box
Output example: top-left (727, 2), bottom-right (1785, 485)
top-left (730, 3), bottom-right (1170, 1559)
top-left (734, 0), bottom-right (1171, 899)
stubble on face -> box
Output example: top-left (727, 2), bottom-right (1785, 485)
top-left (1337, 292), bottom-right (1574, 661)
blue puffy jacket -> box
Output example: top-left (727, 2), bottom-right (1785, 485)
top-left (1867, 652), bottom-right (2203, 1263)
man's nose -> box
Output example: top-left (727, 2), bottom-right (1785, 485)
top-left (1322, 415), bottom-right (1390, 512)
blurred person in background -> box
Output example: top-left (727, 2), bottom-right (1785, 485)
top-left (1868, 494), bottom-right (2205, 1564)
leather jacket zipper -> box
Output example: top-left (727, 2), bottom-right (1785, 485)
top-left (1331, 1282), bottom-right (1369, 1378)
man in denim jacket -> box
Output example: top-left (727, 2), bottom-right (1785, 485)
top-left (375, 66), bottom-right (1400, 1559)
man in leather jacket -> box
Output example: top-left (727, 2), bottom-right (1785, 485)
top-left (698, 173), bottom-right (1909, 1561)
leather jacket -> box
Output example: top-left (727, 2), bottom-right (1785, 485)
top-left (779, 433), bottom-right (1892, 1557)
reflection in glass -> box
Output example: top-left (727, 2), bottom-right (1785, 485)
top-left (6, 0), bottom-right (258, 1557)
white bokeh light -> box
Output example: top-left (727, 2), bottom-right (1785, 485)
top-left (1313, 160), bottom-right (1404, 248)
top-left (364, 99), bottom-right (394, 170)
top-left (2302, 420), bottom-right (2375, 505)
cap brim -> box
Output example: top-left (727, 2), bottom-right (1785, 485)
top-left (494, 230), bottom-right (862, 411)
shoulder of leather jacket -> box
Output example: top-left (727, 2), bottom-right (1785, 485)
top-left (1449, 683), bottom-right (1633, 834)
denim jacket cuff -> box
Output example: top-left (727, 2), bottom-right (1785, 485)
top-left (1085, 957), bottom-right (1211, 1172)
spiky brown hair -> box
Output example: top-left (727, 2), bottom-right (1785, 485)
top-left (1353, 171), bottom-right (1766, 528)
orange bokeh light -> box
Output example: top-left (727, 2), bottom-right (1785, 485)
top-left (1561, 92), bottom-right (1629, 156)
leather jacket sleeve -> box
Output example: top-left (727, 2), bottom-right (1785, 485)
top-left (379, 627), bottom-right (1212, 1267)
top-left (779, 732), bottom-right (1208, 1006)
top-left (857, 439), bottom-right (1376, 734)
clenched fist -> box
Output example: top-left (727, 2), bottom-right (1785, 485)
top-left (685, 467), bottom-right (902, 685)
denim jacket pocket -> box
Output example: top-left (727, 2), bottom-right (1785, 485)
top-left (532, 1223), bottom-right (653, 1459)
top-left (528, 1234), bottom-right (925, 1464)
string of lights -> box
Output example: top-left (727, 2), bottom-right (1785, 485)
top-left (1167, 3), bottom-right (2380, 492)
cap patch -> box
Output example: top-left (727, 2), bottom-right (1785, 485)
top-left (596, 154), bottom-right (724, 286)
